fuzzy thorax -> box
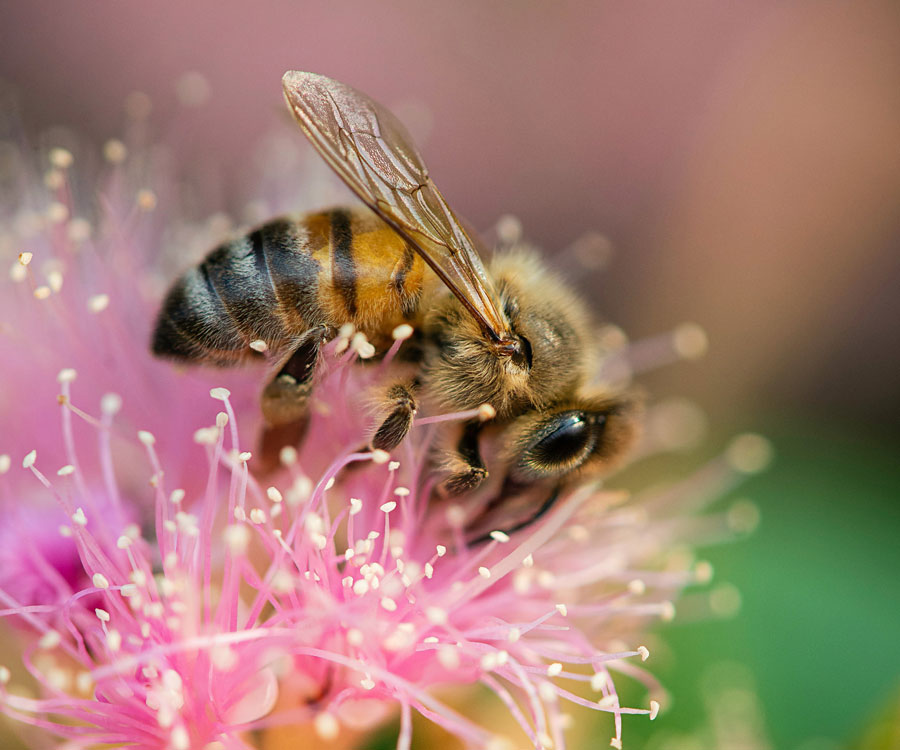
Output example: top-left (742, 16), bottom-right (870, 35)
top-left (422, 249), bottom-right (593, 416)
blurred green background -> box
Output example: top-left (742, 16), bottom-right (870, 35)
top-left (3, 1), bottom-right (899, 748)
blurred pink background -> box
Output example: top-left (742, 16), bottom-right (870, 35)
top-left (3, 0), bottom-right (900, 431)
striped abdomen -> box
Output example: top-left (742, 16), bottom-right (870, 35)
top-left (152, 207), bottom-right (435, 366)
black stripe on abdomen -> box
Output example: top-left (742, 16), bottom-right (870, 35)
top-left (330, 208), bottom-right (357, 317)
top-left (261, 219), bottom-right (322, 328)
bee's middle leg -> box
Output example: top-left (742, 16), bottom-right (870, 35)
top-left (257, 326), bottom-right (329, 471)
top-left (371, 380), bottom-right (419, 451)
top-left (441, 421), bottom-right (488, 496)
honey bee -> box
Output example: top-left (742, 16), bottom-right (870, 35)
top-left (152, 71), bottom-right (638, 536)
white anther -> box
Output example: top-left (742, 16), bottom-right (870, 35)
top-left (92, 573), bottom-right (110, 589)
top-left (100, 393), bottom-right (122, 415)
top-left (547, 662), bottom-right (563, 677)
top-left (249, 339), bottom-right (268, 352)
top-left (392, 323), bottom-right (414, 340)
top-left (22, 450), bottom-right (37, 469)
top-left (209, 387), bottom-right (231, 401)
top-left (478, 403), bottom-right (496, 421)
top-left (57, 368), bottom-right (77, 383)
top-left (489, 530), bottom-right (510, 543)
top-left (137, 430), bottom-right (156, 446)
top-left (637, 645), bottom-right (650, 661)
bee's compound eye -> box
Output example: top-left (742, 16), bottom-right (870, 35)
top-left (521, 412), bottom-right (595, 477)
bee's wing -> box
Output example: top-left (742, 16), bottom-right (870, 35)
top-left (282, 71), bottom-right (513, 345)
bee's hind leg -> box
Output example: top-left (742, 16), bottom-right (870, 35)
top-left (257, 326), bottom-right (329, 472)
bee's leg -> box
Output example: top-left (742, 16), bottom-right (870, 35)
top-left (257, 326), bottom-right (329, 471)
top-left (441, 421), bottom-right (488, 496)
top-left (371, 381), bottom-right (418, 452)
top-left (468, 483), bottom-right (561, 545)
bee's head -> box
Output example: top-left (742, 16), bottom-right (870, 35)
top-left (423, 250), bottom-right (592, 416)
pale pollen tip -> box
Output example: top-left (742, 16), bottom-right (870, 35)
top-left (103, 138), bottom-right (128, 164)
top-left (100, 392), bottom-right (123, 415)
top-left (555, 603), bottom-right (568, 617)
top-left (0, 454), bottom-right (10, 474)
top-left (478, 566), bottom-right (491, 579)
top-left (436, 544), bottom-right (447, 557)
top-left (95, 608), bottom-right (110, 622)
top-left (660, 601), bottom-right (675, 622)
top-left (18, 251), bottom-right (34, 266)
top-left (478, 403), bottom-right (497, 421)
top-left (392, 323), bottom-right (414, 340)
top-left (33, 285), bottom-right (52, 299)
top-left (266, 486), bottom-right (283, 503)
top-left (371, 449), bottom-right (390, 464)
top-left (57, 368), bottom-right (77, 383)
top-left (628, 578), bottom-right (647, 595)
top-left (522, 554), bottom-right (534, 568)
top-left (22, 449), bottom-right (37, 469)
top-left (88, 293), bottom-right (110, 313)
top-left (116, 535), bottom-right (132, 549)
top-left (649, 700), bottom-right (660, 720)
top-left (39, 630), bottom-right (61, 649)
top-left (49, 147), bottom-right (74, 169)
top-left (349, 498), bottom-right (363, 515)
top-left (92, 573), bottom-right (110, 589)
top-left (610, 739), bottom-right (623, 750)
top-left (489, 530), bottom-right (510, 543)
top-left (0, 666), bottom-right (10, 684)
top-left (380, 597), bottom-right (398, 612)
top-left (136, 188), bottom-right (157, 212)
top-left (637, 645), bottom-right (650, 661)
top-left (238, 451), bottom-right (252, 462)
top-left (209, 387), bottom-right (231, 401)
top-left (137, 430), bottom-right (156, 446)
top-left (249, 339), bottom-right (268, 352)
top-left (313, 711), bottom-right (340, 741)
top-left (673, 322), bottom-right (708, 359)
top-left (388, 460), bottom-right (400, 471)
top-left (726, 433), bottom-right (774, 474)
top-left (380, 500), bottom-right (397, 513)
top-left (393, 486), bottom-right (410, 497)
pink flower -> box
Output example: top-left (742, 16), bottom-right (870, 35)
top-left (0, 113), bottom-right (769, 749)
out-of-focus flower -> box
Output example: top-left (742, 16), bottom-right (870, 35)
top-left (0, 100), bottom-right (767, 749)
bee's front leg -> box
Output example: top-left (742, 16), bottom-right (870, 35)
top-left (257, 325), bottom-right (330, 471)
top-left (441, 420), bottom-right (488, 496)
